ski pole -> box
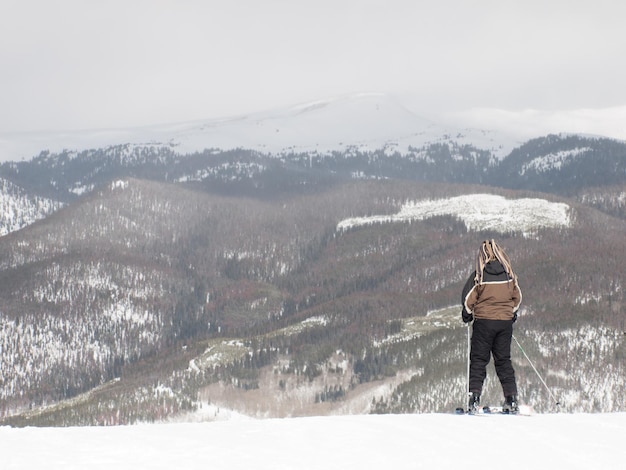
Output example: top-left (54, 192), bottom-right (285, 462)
top-left (455, 322), bottom-right (473, 415)
top-left (512, 334), bottom-right (560, 408)
top-left (466, 323), bottom-right (471, 406)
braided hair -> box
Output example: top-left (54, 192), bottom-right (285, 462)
top-left (474, 239), bottom-right (517, 285)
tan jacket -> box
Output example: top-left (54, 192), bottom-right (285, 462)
top-left (462, 261), bottom-right (522, 321)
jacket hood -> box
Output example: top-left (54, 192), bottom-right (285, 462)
top-left (484, 260), bottom-right (506, 276)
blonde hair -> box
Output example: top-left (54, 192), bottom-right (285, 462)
top-left (474, 239), bottom-right (517, 284)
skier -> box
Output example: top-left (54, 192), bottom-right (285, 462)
top-left (461, 239), bottom-right (522, 413)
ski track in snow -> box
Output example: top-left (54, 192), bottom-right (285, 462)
top-left (2, 413), bottom-right (625, 469)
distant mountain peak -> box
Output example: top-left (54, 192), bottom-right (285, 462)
top-left (0, 93), bottom-right (517, 162)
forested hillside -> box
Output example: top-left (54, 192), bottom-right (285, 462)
top-left (1, 175), bottom-right (624, 425)
top-left (1, 134), bottom-right (625, 205)
top-left (0, 178), bottom-right (62, 235)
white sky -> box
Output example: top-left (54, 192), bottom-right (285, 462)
top-left (2, 0), bottom-right (626, 139)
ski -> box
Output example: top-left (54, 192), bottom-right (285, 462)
top-left (485, 405), bottom-right (534, 416)
top-left (455, 405), bottom-right (534, 416)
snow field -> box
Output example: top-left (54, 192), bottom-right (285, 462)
top-left (337, 194), bottom-right (572, 235)
top-left (2, 412), bottom-right (625, 470)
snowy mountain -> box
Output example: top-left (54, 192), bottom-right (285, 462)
top-left (1, 174), bottom-right (624, 426)
top-left (1, 127), bottom-right (624, 216)
top-left (0, 93), bottom-right (518, 163)
top-left (0, 94), bottom-right (625, 427)
top-left (0, 93), bottom-right (624, 216)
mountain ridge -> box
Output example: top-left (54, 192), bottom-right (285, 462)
top-left (0, 94), bottom-right (625, 426)
top-left (0, 93), bottom-right (523, 162)
top-left (1, 176), bottom-right (625, 425)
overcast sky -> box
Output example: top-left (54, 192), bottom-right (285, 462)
top-left (2, 0), bottom-right (626, 139)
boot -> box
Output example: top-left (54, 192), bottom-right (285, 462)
top-left (503, 395), bottom-right (519, 414)
top-left (468, 392), bottom-right (480, 414)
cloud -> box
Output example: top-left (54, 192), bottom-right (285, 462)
top-left (441, 107), bottom-right (626, 142)
top-left (1, 0), bottom-right (626, 135)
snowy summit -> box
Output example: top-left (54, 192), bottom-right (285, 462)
top-left (0, 93), bottom-right (519, 162)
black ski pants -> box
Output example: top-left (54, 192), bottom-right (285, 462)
top-left (469, 319), bottom-right (517, 397)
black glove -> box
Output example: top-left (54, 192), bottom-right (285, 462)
top-left (462, 309), bottom-right (473, 323)
top-left (512, 312), bottom-right (518, 323)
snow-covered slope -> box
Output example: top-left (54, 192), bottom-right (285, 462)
top-left (0, 178), bottom-right (63, 236)
top-left (337, 194), bottom-right (572, 236)
top-left (2, 413), bottom-right (624, 469)
top-left (0, 93), bottom-right (519, 162)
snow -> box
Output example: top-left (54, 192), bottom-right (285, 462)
top-left (0, 93), bottom-right (519, 162)
top-left (521, 147), bottom-right (592, 174)
top-left (0, 179), bottom-right (63, 236)
top-left (2, 412), bottom-right (625, 469)
top-left (337, 194), bottom-right (572, 235)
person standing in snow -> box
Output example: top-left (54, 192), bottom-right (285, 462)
top-left (461, 239), bottom-right (522, 413)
